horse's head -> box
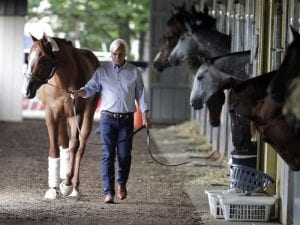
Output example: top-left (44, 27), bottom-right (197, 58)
top-left (153, 41), bottom-right (173, 72)
top-left (228, 89), bottom-right (253, 150)
top-left (22, 34), bottom-right (58, 99)
top-left (168, 31), bottom-right (200, 66)
top-left (190, 62), bottom-right (227, 109)
top-left (153, 3), bottom-right (215, 72)
top-left (206, 91), bottom-right (225, 127)
top-left (153, 7), bottom-right (188, 72)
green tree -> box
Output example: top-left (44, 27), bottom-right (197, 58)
top-left (27, 0), bottom-right (149, 60)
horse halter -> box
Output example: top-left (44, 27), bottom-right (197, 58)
top-left (229, 104), bottom-right (253, 123)
top-left (24, 37), bottom-right (60, 85)
top-left (24, 63), bottom-right (56, 85)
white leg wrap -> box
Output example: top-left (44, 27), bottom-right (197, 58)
top-left (44, 157), bottom-right (60, 199)
top-left (44, 188), bottom-right (57, 200)
top-left (59, 146), bottom-right (70, 179)
top-left (48, 157), bottom-right (60, 188)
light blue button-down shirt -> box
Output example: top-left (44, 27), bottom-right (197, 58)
top-left (82, 61), bottom-right (149, 113)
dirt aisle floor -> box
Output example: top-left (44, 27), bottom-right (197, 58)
top-left (1, 119), bottom-right (228, 225)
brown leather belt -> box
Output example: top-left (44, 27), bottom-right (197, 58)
top-left (101, 110), bottom-right (134, 119)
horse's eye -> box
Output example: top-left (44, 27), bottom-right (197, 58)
top-left (197, 75), bottom-right (202, 81)
top-left (38, 57), bottom-right (45, 64)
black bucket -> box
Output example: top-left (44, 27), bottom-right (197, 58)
top-left (231, 154), bottom-right (257, 168)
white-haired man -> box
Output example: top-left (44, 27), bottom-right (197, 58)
top-left (73, 39), bottom-right (151, 203)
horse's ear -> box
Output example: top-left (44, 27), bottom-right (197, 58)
top-left (290, 25), bottom-right (300, 40)
top-left (203, 4), bottom-right (209, 15)
top-left (41, 34), bottom-right (48, 43)
top-left (171, 2), bottom-right (186, 15)
top-left (191, 2), bottom-right (199, 14)
top-left (184, 20), bottom-right (193, 33)
top-left (30, 33), bottom-right (38, 42)
top-left (171, 3), bottom-right (179, 15)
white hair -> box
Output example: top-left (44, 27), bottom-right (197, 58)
top-left (109, 39), bottom-right (128, 55)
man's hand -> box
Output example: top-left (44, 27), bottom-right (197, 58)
top-left (70, 89), bottom-right (86, 99)
top-left (142, 111), bottom-right (152, 129)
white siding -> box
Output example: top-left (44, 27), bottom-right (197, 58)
top-left (0, 16), bottom-right (24, 121)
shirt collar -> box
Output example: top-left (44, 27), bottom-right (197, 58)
top-left (113, 61), bottom-right (126, 71)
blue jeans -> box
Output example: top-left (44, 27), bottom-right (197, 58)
top-left (99, 114), bottom-right (134, 196)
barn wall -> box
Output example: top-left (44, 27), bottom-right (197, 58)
top-left (0, 16), bottom-right (24, 121)
top-left (0, 0), bottom-right (27, 121)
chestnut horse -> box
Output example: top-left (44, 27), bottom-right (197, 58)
top-left (22, 34), bottom-right (100, 199)
top-left (252, 27), bottom-right (300, 170)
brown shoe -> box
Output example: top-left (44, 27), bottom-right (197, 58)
top-left (118, 185), bottom-right (127, 200)
top-left (104, 194), bottom-right (114, 204)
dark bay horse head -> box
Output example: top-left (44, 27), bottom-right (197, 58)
top-left (251, 27), bottom-right (300, 171)
top-left (153, 4), bottom-right (189, 72)
top-left (253, 96), bottom-right (300, 171)
top-left (228, 71), bottom-right (276, 153)
top-left (190, 51), bottom-right (251, 108)
top-left (22, 34), bottom-right (73, 99)
top-left (168, 25), bottom-right (231, 66)
top-left (267, 27), bottom-right (300, 133)
top-left (153, 3), bottom-right (216, 72)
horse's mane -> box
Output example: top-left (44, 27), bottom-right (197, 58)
top-left (209, 50), bottom-right (251, 64)
top-left (167, 11), bottom-right (190, 28)
top-left (168, 6), bottom-right (216, 31)
top-left (35, 40), bottom-right (53, 58)
top-left (52, 37), bottom-right (73, 46)
top-left (234, 71), bottom-right (276, 92)
top-left (34, 37), bottom-right (73, 58)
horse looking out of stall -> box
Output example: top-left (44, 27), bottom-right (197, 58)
top-left (251, 27), bottom-right (300, 170)
top-left (228, 71), bottom-right (276, 155)
top-left (190, 51), bottom-right (251, 109)
top-left (229, 68), bottom-right (300, 171)
top-left (168, 21), bottom-right (231, 67)
top-left (153, 3), bottom-right (216, 72)
top-left (189, 51), bottom-right (251, 126)
top-left (189, 51), bottom-right (252, 161)
top-left (22, 34), bottom-right (100, 199)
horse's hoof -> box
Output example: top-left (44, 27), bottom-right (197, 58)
top-left (59, 182), bottom-right (73, 196)
top-left (69, 189), bottom-right (80, 197)
top-left (44, 188), bottom-right (57, 199)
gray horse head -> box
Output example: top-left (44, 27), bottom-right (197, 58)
top-left (168, 31), bottom-right (201, 66)
top-left (190, 63), bottom-right (228, 108)
top-left (169, 27), bottom-right (231, 66)
top-left (190, 51), bottom-right (251, 109)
